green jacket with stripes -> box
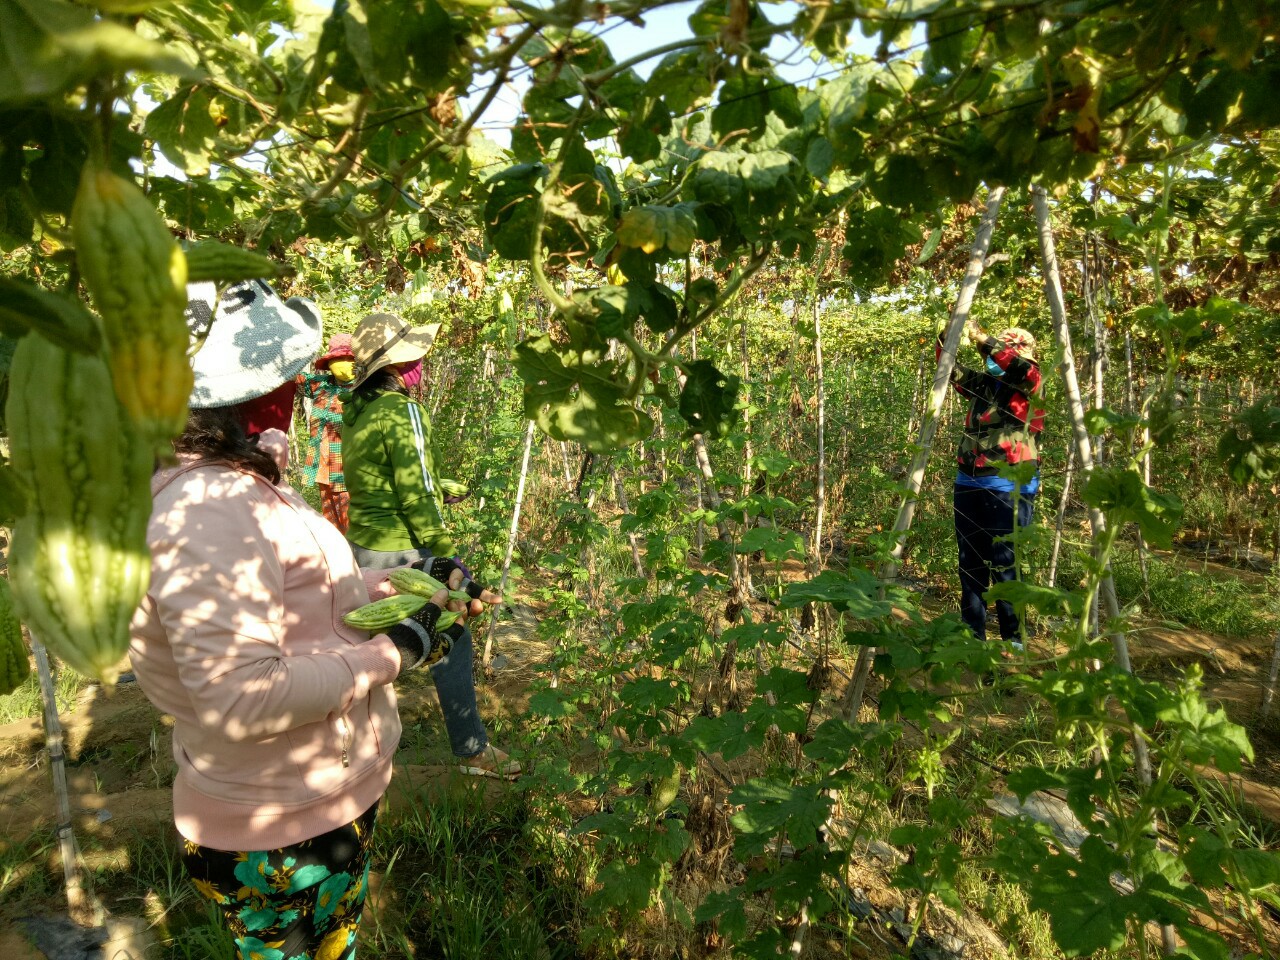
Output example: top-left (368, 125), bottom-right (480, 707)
top-left (341, 390), bottom-right (454, 556)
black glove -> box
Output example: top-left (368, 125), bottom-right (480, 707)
top-left (411, 556), bottom-right (485, 600)
top-left (385, 602), bottom-right (452, 672)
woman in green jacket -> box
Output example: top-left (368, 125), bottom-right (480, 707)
top-left (343, 312), bottom-right (520, 779)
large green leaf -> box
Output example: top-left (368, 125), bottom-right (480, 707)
top-left (728, 779), bottom-right (833, 854)
top-left (513, 334), bottom-right (654, 453)
top-left (677, 358), bottom-right (740, 439)
top-left (0, 0), bottom-right (196, 104)
top-left (146, 86), bottom-right (224, 177)
top-left (616, 203), bottom-right (698, 255)
top-left (1080, 466), bottom-right (1183, 549)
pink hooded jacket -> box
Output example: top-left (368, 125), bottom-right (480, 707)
top-left (129, 451), bottom-right (403, 852)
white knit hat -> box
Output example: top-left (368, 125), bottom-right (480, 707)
top-left (184, 280), bottom-right (323, 408)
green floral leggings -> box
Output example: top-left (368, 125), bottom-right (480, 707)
top-left (181, 803), bottom-right (378, 960)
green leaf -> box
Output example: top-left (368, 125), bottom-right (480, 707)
top-left (1083, 406), bottom-right (1145, 436)
top-left (728, 778), bottom-right (833, 854)
top-left (0, 279), bottom-right (102, 354)
top-left (0, 0), bottom-right (197, 104)
top-left (513, 333), bottom-right (654, 453)
top-left (616, 203), bottom-right (698, 255)
top-left (677, 359), bottom-right (740, 439)
top-left (735, 525), bottom-right (804, 561)
top-left (527, 688), bottom-right (578, 719)
top-left (841, 205), bottom-right (923, 290)
top-left (1154, 690), bottom-right (1253, 773)
top-left (1080, 466), bottom-right (1183, 549)
top-left (1026, 835), bottom-right (1137, 956)
top-left (683, 712), bottom-right (764, 762)
top-left (146, 86), bottom-right (224, 178)
top-left (588, 857), bottom-right (659, 912)
top-left (984, 580), bottom-right (1082, 618)
top-left (694, 889), bottom-right (748, 941)
top-left (1217, 399), bottom-right (1280, 484)
top-left (712, 72), bottom-right (801, 139)
top-left (1172, 924), bottom-right (1232, 960)
top-left (406, 0), bottom-right (455, 88)
top-left (779, 570), bottom-right (891, 619)
top-left (483, 163), bottom-right (543, 261)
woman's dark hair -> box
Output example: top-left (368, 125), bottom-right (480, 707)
top-left (352, 367), bottom-right (406, 401)
top-left (173, 406), bottom-right (281, 484)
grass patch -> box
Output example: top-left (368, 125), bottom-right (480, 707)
top-left (1110, 551), bottom-right (1274, 638)
top-left (0, 657), bottom-right (85, 724)
top-left (365, 781), bottom-right (581, 960)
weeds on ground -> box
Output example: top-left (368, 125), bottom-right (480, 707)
top-left (0, 657), bottom-right (85, 724)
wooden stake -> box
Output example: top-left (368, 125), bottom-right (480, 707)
top-left (1047, 444), bottom-right (1076, 588)
top-left (1261, 628), bottom-right (1280, 718)
top-left (612, 467), bottom-right (645, 578)
top-left (31, 634), bottom-right (100, 926)
top-left (483, 419), bottom-right (537, 670)
top-left (811, 284), bottom-right (827, 580)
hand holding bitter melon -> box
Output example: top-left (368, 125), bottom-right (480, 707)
top-left (407, 556), bottom-right (503, 620)
top-left (343, 583), bottom-right (463, 674)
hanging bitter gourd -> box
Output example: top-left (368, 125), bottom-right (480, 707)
top-left (5, 334), bottom-right (154, 685)
top-left (0, 577), bottom-right (30, 696)
top-left (72, 162), bottom-right (192, 453)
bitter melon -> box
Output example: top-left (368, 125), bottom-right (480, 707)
top-left (343, 594), bottom-right (429, 631)
top-left (72, 163), bottom-right (192, 453)
top-left (343, 594), bottom-right (461, 633)
top-left (5, 334), bottom-right (153, 685)
top-left (386, 567), bottom-right (470, 603)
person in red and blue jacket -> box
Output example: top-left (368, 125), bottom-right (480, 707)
top-left (939, 325), bottom-right (1045, 649)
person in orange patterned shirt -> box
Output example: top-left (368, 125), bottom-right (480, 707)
top-left (298, 333), bottom-right (356, 531)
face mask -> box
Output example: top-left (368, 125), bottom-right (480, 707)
top-left (328, 360), bottom-right (355, 383)
top-left (400, 360), bottom-right (423, 389)
top-left (985, 356), bottom-right (1005, 378)
top-left (237, 379), bottom-right (297, 437)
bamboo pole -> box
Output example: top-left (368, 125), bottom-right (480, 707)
top-left (1125, 332), bottom-right (1150, 587)
top-left (31, 634), bottom-right (100, 926)
top-left (841, 186), bottom-right (1007, 721)
top-left (482, 419), bottom-right (537, 670)
top-left (739, 318), bottom-right (756, 596)
top-left (1047, 445), bottom-right (1076, 588)
top-left (1032, 184), bottom-right (1175, 955)
top-left (612, 467), bottom-right (645, 578)
top-left (811, 285), bottom-right (827, 579)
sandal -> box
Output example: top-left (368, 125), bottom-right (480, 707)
top-left (458, 746), bottom-right (522, 780)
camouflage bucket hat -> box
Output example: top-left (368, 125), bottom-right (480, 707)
top-left (996, 327), bottom-right (1037, 361)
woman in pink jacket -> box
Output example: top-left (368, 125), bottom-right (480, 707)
top-left (129, 281), bottom-right (467, 960)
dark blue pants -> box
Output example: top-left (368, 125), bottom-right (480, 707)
top-left (953, 485), bottom-right (1035, 642)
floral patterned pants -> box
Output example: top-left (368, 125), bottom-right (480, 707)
top-left (181, 803), bottom-right (378, 960)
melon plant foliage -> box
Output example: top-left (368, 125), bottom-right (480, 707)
top-left (2, 0), bottom-right (1278, 447)
top-left (3, 1), bottom-right (1280, 958)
